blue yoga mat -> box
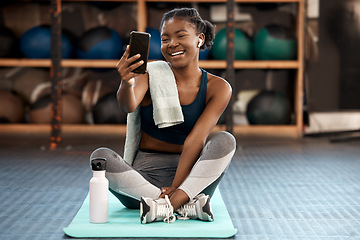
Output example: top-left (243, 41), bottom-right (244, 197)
top-left (63, 188), bottom-right (237, 238)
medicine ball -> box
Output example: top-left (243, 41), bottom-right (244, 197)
top-left (77, 26), bottom-right (124, 59)
top-left (13, 68), bottom-right (49, 104)
top-left (254, 24), bottom-right (296, 60)
top-left (20, 26), bottom-right (74, 59)
top-left (246, 90), bottom-right (291, 125)
top-left (29, 94), bottom-right (85, 124)
top-left (211, 28), bottom-right (253, 60)
top-left (146, 27), bottom-right (162, 60)
top-left (92, 92), bottom-right (127, 124)
top-left (199, 48), bottom-right (210, 60)
top-left (0, 27), bottom-right (18, 58)
top-left (0, 91), bottom-right (24, 123)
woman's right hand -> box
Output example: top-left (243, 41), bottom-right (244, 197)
top-left (159, 187), bottom-right (176, 198)
top-left (116, 45), bottom-right (144, 86)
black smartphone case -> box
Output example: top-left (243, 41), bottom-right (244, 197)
top-left (128, 31), bottom-right (151, 74)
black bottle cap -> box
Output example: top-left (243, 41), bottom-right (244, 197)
top-left (91, 158), bottom-right (106, 171)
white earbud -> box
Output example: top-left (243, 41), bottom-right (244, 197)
top-left (198, 39), bottom-right (203, 48)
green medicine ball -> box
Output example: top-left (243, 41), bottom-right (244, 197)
top-left (254, 24), bottom-right (296, 60)
top-left (211, 28), bottom-right (253, 60)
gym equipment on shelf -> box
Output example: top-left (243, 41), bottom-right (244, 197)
top-left (246, 90), bottom-right (291, 125)
top-left (253, 24), bottom-right (296, 60)
top-left (0, 90), bottom-right (24, 123)
top-left (0, 27), bottom-right (18, 58)
top-left (29, 94), bottom-right (85, 124)
top-left (92, 92), bottom-right (127, 124)
top-left (199, 48), bottom-right (210, 60)
top-left (146, 27), bottom-right (163, 60)
top-left (211, 28), bottom-right (253, 60)
top-left (20, 26), bottom-right (74, 59)
top-left (77, 26), bottom-right (124, 60)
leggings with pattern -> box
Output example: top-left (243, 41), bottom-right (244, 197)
top-left (90, 131), bottom-right (236, 209)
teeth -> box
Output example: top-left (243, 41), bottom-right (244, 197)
top-left (171, 51), bottom-right (184, 56)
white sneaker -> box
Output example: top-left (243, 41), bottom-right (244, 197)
top-left (140, 195), bottom-right (176, 224)
top-left (176, 193), bottom-right (214, 221)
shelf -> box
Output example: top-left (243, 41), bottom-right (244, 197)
top-left (205, 60), bottom-right (299, 69)
top-left (62, 0), bottom-right (137, 2)
top-left (0, 0), bottom-right (304, 139)
top-left (232, 125), bottom-right (300, 138)
top-left (0, 59), bottom-right (52, 68)
top-left (0, 124), bottom-right (300, 138)
top-left (0, 124), bottom-right (127, 136)
top-left (243, 61), bottom-right (299, 69)
top-left (145, 0), bottom-right (301, 2)
top-left (0, 59), bottom-right (299, 69)
top-left (64, 0), bottom-right (301, 3)
top-left (0, 59), bottom-right (117, 68)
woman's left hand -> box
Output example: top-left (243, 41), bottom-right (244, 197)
top-left (159, 187), bottom-right (176, 198)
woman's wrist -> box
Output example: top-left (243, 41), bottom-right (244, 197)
top-left (121, 77), bottom-right (135, 87)
top-left (170, 183), bottom-right (180, 190)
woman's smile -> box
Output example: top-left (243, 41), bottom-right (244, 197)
top-left (168, 50), bottom-right (186, 60)
top-left (169, 51), bottom-right (185, 57)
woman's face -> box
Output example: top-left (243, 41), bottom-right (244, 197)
top-left (160, 18), bottom-right (200, 68)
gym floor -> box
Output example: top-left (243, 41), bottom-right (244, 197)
top-left (0, 128), bottom-right (360, 240)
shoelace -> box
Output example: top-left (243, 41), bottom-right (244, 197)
top-left (156, 195), bottom-right (176, 223)
top-left (177, 203), bottom-right (197, 220)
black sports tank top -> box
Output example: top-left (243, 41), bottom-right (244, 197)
top-left (140, 69), bottom-right (207, 145)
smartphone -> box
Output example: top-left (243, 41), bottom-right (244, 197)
top-left (128, 31), bottom-right (151, 74)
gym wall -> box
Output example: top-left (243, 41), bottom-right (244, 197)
top-left (307, 0), bottom-right (360, 111)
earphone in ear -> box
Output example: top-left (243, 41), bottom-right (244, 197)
top-left (198, 39), bottom-right (203, 48)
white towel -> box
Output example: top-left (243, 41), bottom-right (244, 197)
top-left (148, 61), bottom-right (184, 128)
top-left (123, 106), bottom-right (141, 165)
top-left (123, 61), bottom-right (183, 165)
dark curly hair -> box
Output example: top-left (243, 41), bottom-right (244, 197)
top-left (160, 8), bottom-right (215, 50)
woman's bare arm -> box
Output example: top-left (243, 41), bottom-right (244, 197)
top-left (116, 45), bottom-right (149, 113)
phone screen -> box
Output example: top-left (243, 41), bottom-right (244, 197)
top-left (128, 31), bottom-right (151, 74)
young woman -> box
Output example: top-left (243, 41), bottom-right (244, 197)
top-left (90, 8), bottom-right (236, 224)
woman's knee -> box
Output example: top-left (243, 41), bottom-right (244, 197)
top-left (90, 147), bottom-right (112, 160)
top-left (90, 147), bottom-right (126, 173)
top-left (207, 131), bottom-right (236, 153)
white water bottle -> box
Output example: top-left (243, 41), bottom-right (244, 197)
top-left (89, 158), bottom-right (109, 223)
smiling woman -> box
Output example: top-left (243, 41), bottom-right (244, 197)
top-left (90, 7), bottom-right (236, 225)
top-left (159, 8), bottom-right (214, 70)
top-left (160, 18), bottom-right (203, 69)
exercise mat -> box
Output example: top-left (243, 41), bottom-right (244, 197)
top-left (63, 188), bottom-right (237, 238)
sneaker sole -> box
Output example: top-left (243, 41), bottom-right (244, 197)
top-left (201, 197), bottom-right (214, 221)
top-left (140, 197), bottom-right (151, 224)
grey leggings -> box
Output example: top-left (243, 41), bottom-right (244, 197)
top-left (90, 131), bottom-right (236, 209)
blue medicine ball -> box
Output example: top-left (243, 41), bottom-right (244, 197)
top-left (146, 27), bottom-right (163, 60)
top-left (199, 48), bottom-right (210, 60)
top-left (20, 26), bottom-right (74, 59)
top-left (77, 27), bottom-right (124, 59)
